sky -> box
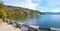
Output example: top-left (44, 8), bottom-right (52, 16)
top-left (2, 0), bottom-right (60, 12)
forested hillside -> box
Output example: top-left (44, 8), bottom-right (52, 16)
top-left (0, 1), bottom-right (44, 20)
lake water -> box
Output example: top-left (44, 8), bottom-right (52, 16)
top-left (18, 15), bottom-right (60, 31)
top-left (37, 15), bottom-right (60, 28)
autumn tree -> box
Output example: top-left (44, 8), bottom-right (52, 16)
top-left (8, 8), bottom-right (14, 20)
top-left (19, 8), bottom-right (26, 20)
top-left (14, 8), bottom-right (25, 20)
top-left (0, 1), bottom-right (7, 18)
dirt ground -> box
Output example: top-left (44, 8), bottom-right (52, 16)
top-left (0, 19), bottom-right (21, 31)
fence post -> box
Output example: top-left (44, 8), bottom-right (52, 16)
top-left (16, 22), bottom-right (24, 28)
top-left (28, 25), bottom-right (39, 31)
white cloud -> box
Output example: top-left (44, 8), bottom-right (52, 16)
top-left (18, 0), bottom-right (38, 9)
top-left (2, 0), bottom-right (39, 10)
top-left (49, 9), bottom-right (60, 12)
top-left (3, 0), bottom-right (8, 1)
top-left (48, 0), bottom-right (60, 6)
top-left (32, 0), bottom-right (44, 3)
top-left (36, 6), bottom-right (48, 12)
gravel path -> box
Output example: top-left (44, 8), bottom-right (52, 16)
top-left (0, 19), bottom-right (21, 31)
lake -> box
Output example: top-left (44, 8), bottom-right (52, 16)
top-left (17, 15), bottom-right (60, 31)
top-left (38, 15), bottom-right (60, 28)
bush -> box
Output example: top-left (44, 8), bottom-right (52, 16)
top-left (0, 13), bottom-right (2, 18)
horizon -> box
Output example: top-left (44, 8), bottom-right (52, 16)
top-left (2, 0), bottom-right (60, 12)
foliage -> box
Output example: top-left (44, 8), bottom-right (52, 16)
top-left (5, 7), bottom-right (42, 20)
top-left (14, 8), bottom-right (26, 20)
top-left (0, 1), bottom-right (4, 9)
top-left (19, 8), bottom-right (25, 20)
top-left (0, 12), bottom-right (2, 18)
top-left (7, 8), bottom-right (14, 20)
top-left (0, 1), bottom-right (7, 18)
top-left (0, 1), bottom-right (43, 20)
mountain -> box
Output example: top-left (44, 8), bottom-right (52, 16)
top-left (5, 5), bottom-right (44, 15)
top-left (44, 12), bottom-right (60, 15)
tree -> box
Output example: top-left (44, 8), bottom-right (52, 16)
top-left (8, 8), bottom-right (14, 20)
top-left (0, 0), bottom-right (4, 9)
top-left (19, 8), bottom-right (25, 20)
top-left (0, 1), bottom-right (7, 18)
top-left (14, 8), bottom-right (25, 20)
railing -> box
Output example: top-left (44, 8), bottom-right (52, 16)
top-left (3, 19), bottom-right (60, 31)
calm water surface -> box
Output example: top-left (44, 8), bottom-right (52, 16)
top-left (36, 15), bottom-right (60, 28)
top-left (18, 15), bottom-right (60, 31)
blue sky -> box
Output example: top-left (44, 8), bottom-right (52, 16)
top-left (2, 0), bottom-right (60, 12)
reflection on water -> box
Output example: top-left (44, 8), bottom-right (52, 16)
top-left (17, 15), bottom-right (60, 31)
top-left (51, 15), bottom-right (60, 21)
top-left (36, 15), bottom-right (60, 28)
